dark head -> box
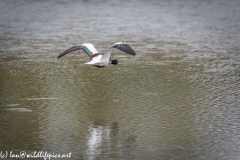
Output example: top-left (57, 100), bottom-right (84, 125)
top-left (111, 59), bottom-right (118, 65)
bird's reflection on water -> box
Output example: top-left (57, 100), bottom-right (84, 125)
top-left (85, 122), bottom-right (118, 160)
top-left (85, 122), bottom-right (138, 160)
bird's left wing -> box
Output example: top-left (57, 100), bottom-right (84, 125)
top-left (58, 45), bottom-right (83, 58)
top-left (58, 43), bottom-right (99, 59)
top-left (101, 42), bottom-right (136, 60)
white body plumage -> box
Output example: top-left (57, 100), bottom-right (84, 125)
top-left (58, 42), bottom-right (136, 67)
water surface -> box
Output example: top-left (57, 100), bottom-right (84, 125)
top-left (0, 0), bottom-right (240, 160)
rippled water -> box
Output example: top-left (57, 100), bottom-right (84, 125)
top-left (0, 0), bottom-right (240, 160)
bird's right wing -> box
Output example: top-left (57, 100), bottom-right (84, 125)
top-left (101, 42), bottom-right (136, 61)
top-left (58, 43), bottom-right (99, 59)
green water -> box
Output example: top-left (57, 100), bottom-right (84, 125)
top-left (0, 0), bottom-right (240, 160)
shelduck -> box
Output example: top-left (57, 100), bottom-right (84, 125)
top-left (58, 42), bottom-right (136, 67)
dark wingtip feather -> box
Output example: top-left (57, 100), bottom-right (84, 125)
top-left (113, 43), bottom-right (136, 56)
top-left (58, 45), bottom-right (83, 59)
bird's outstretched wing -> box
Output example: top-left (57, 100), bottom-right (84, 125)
top-left (58, 43), bottom-right (99, 59)
top-left (101, 42), bottom-right (136, 60)
top-left (58, 45), bottom-right (83, 58)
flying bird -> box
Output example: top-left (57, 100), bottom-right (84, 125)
top-left (58, 42), bottom-right (136, 67)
